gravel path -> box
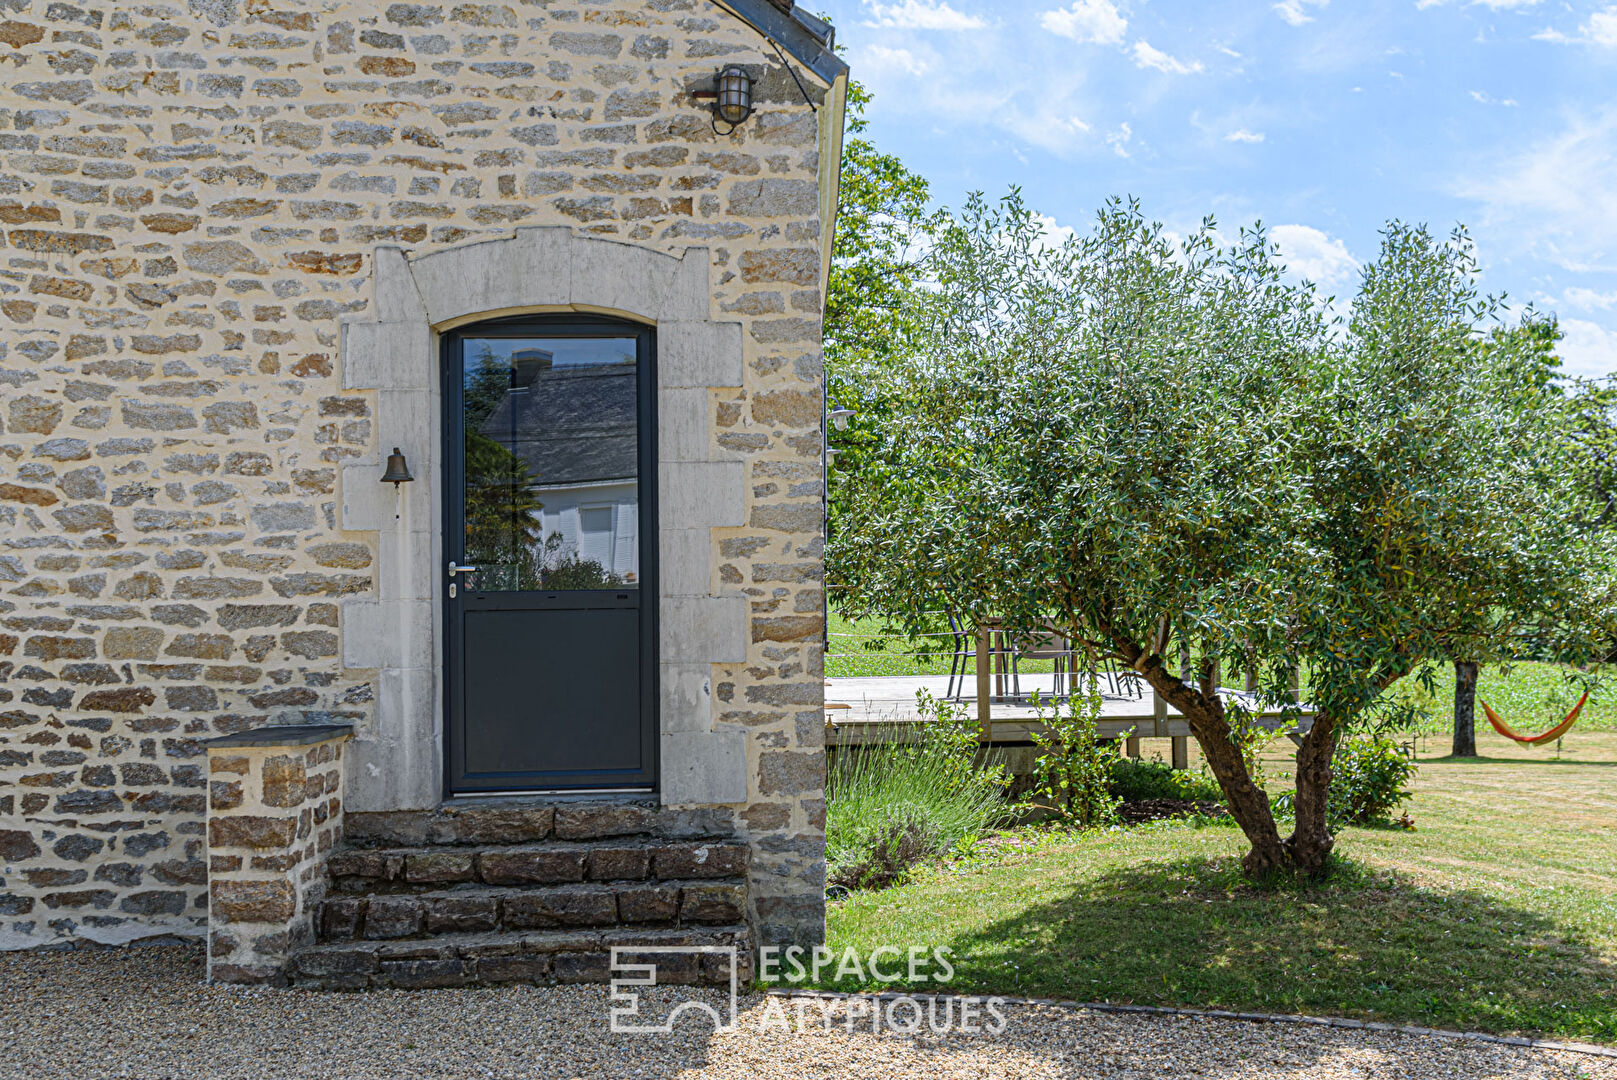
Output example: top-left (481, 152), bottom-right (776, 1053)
top-left (0, 946), bottom-right (1611, 1079)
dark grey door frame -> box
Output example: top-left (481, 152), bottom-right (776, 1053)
top-left (441, 314), bottom-right (658, 794)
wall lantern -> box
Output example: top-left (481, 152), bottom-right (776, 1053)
top-left (695, 67), bottom-right (754, 135)
top-left (828, 408), bottom-right (855, 431)
top-left (381, 447), bottom-right (414, 487)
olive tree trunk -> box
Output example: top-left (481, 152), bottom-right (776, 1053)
top-left (1285, 710), bottom-right (1338, 876)
top-left (1452, 660), bottom-right (1478, 757)
top-left (1121, 645), bottom-right (1290, 877)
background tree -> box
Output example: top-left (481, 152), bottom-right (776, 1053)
top-left (825, 82), bottom-right (937, 599)
top-left (1562, 372), bottom-right (1617, 539)
top-left (1446, 316), bottom-right (1565, 757)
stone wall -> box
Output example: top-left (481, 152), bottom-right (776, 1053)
top-left (0, 0), bottom-right (834, 951)
top-left (205, 723), bottom-right (349, 983)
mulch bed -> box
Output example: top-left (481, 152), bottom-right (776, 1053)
top-left (1118, 798), bottom-right (1230, 824)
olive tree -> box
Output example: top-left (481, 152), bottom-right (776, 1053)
top-left (1291, 227), bottom-right (1613, 866)
top-left (830, 195), bottom-right (1613, 878)
top-left (831, 193), bottom-right (1327, 875)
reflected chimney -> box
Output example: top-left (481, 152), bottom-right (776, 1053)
top-left (510, 348), bottom-right (554, 389)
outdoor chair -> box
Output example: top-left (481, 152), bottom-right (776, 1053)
top-left (945, 611), bottom-right (975, 701)
top-left (1009, 628), bottom-right (1072, 699)
top-left (1101, 657), bottom-right (1146, 699)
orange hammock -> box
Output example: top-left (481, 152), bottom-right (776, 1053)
top-left (1481, 691), bottom-right (1589, 746)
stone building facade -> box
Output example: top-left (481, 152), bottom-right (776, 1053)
top-left (0, 0), bottom-right (844, 968)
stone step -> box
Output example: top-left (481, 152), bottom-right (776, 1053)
top-left (343, 798), bottom-right (740, 848)
top-left (318, 879), bottom-right (748, 941)
top-left (290, 926), bottom-right (754, 990)
top-left (326, 839), bottom-right (749, 893)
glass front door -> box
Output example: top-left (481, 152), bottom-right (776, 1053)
top-left (443, 316), bottom-right (656, 793)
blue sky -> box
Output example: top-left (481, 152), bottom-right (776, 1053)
top-left (816, 0), bottom-right (1617, 377)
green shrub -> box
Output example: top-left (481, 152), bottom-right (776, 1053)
top-left (1328, 733), bottom-right (1418, 824)
top-left (1023, 678), bottom-right (1122, 828)
top-left (1108, 757), bottom-right (1225, 803)
top-left (826, 692), bottom-right (1010, 891)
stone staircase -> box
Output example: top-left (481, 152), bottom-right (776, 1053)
top-left (287, 797), bottom-right (753, 990)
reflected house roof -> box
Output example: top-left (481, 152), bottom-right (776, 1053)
top-left (479, 352), bottom-right (638, 489)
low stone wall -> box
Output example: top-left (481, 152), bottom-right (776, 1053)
top-left (205, 724), bottom-right (351, 984)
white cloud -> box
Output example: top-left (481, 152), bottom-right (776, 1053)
top-left (1039, 0), bottom-right (1127, 45)
top-left (1032, 212), bottom-right (1080, 252)
top-left (1105, 121), bottom-right (1133, 157)
top-left (1225, 128), bottom-right (1266, 143)
top-left (863, 0), bottom-right (987, 31)
top-left (1270, 224), bottom-right (1359, 287)
top-left (1132, 40), bottom-right (1203, 74)
top-left (1274, 0), bottom-right (1327, 26)
top-left (1456, 109), bottom-right (1617, 273)
top-left (860, 44), bottom-right (933, 77)
top-left (1592, 8), bottom-right (1617, 44)
top-left (1534, 5), bottom-right (1617, 46)
top-left (1562, 286), bottom-right (1617, 311)
top-left (1418, 0), bottom-right (1541, 7)
top-left (1555, 318), bottom-right (1617, 378)
top-left (1469, 90), bottom-right (1519, 106)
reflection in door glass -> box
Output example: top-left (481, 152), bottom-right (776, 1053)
top-left (462, 336), bottom-right (639, 591)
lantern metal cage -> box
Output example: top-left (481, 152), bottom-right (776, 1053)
top-left (712, 66), bottom-right (753, 132)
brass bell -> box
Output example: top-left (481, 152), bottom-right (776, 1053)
top-left (381, 447), bottom-right (414, 486)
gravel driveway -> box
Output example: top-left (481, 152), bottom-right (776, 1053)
top-left (0, 946), bottom-right (1610, 1079)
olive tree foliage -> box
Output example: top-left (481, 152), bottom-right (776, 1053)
top-left (1290, 226), bottom-right (1614, 864)
top-left (830, 192), bottom-right (1330, 874)
top-left (829, 194), bottom-right (1615, 878)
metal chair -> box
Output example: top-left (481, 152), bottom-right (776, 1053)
top-left (945, 612), bottom-right (975, 701)
top-left (1101, 657), bottom-right (1146, 699)
top-left (1010, 628), bottom-right (1072, 700)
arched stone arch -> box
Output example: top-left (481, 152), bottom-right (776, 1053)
top-left (335, 228), bottom-right (749, 813)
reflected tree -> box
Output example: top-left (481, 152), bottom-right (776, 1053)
top-left (462, 343), bottom-right (626, 590)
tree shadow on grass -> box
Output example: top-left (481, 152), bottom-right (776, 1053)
top-left (924, 855), bottom-right (1617, 1045)
top-left (1420, 755), bottom-right (1617, 767)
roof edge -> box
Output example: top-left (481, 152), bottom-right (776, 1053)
top-left (711, 0), bottom-right (850, 86)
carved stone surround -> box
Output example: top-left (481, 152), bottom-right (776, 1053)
top-left (337, 227), bottom-right (749, 813)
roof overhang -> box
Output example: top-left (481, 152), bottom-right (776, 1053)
top-left (710, 0), bottom-right (850, 86)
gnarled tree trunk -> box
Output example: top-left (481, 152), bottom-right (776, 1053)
top-left (1285, 710), bottom-right (1338, 877)
top-left (1120, 644), bottom-right (1289, 877)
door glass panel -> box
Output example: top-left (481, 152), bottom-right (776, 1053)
top-left (461, 336), bottom-right (639, 591)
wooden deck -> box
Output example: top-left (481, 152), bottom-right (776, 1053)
top-left (824, 672), bottom-right (1313, 752)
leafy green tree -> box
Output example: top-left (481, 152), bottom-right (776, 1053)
top-left (832, 192), bottom-right (1326, 875)
top-left (825, 83), bottom-right (941, 625)
top-left (1290, 226), bottom-right (1612, 868)
top-left (826, 82), bottom-right (934, 376)
top-left (1563, 374), bottom-right (1617, 536)
top-left (1447, 315), bottom-right (1564, 756)
top-left (830, 194), bottom-right (1614, 878)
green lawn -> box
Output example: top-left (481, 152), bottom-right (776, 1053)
top-left (823, 728), bottom-right (1617, 1043)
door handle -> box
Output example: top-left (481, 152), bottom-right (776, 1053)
top-left (447, 561), bottom-right (480, 577)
